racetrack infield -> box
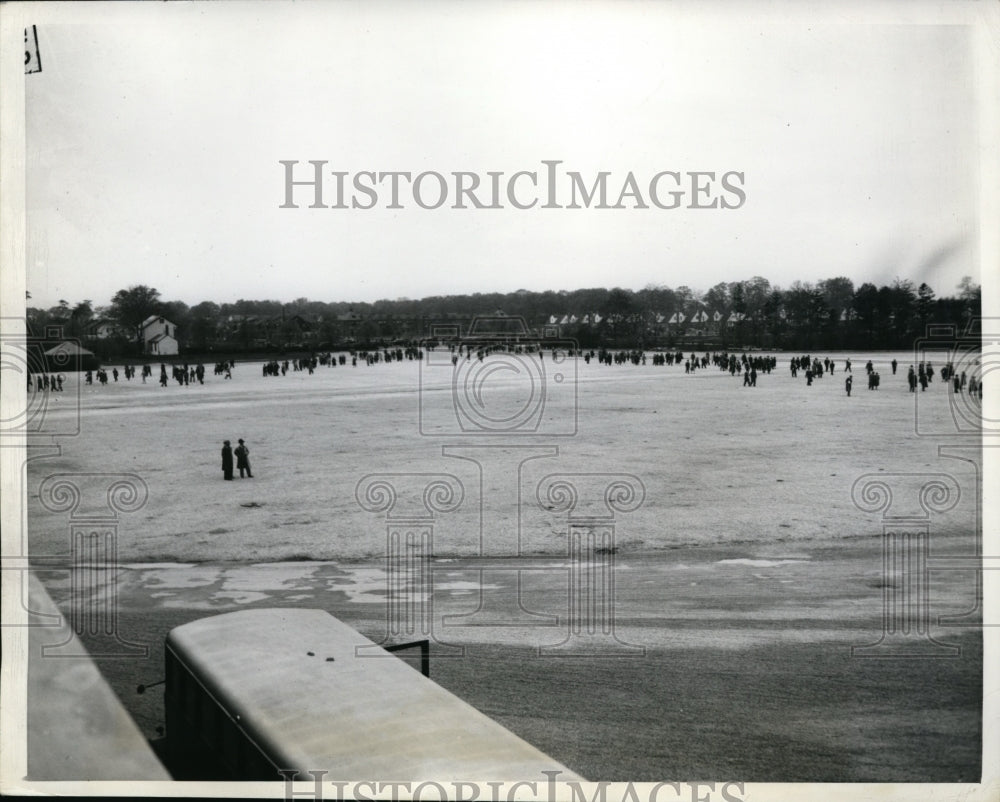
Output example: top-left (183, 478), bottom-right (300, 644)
top-left (25, 350), bottom-right (985, 781)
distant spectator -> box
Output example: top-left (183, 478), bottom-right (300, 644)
top-left (222, 440), bottom-right (234, 481)
top-left (235, 438), bottom-right (253, 479)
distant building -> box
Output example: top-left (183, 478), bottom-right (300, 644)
top-left (141, 315), bottom-right (179, 355)
top-left (336, 310), bottom-right (363, 340)
top-left (84, 318), bottom-right (124, 340)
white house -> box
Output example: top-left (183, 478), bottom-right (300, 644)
top-left (141, 315), bottom-right (179, 355)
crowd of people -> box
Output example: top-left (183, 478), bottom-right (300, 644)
top-left (30, 345), bottom-right (983, 405)
top-left (26, 372), bottom-right (64, 392)
top-left (24, 344), bottom-right (984, 487)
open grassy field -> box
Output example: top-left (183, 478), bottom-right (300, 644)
top-left (25, 349), bottom-right (984, 782)
top-left (27, 350), bottom-right (980, 561)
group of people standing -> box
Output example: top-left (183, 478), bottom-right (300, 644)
top-left (221, 438), bottom-right (253, 481)
top-left (27, 372), bottom-right (64, 392)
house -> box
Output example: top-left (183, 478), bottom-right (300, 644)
top-left (141, 316), bottom-right (179, 355)
top-left (85, 318), bottom-right (126, 340)
top-left (89, 320), bottom-right (114, 339)
top-left (336, 310), bottom-right (363, 327)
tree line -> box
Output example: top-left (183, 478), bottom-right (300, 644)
top-left (26, 274), bottom-right (982, 357)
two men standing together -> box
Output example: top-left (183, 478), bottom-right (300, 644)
top-left (222, 438), bottom-right (254, 480)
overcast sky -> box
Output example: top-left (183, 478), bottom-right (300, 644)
top-left (21, 2), bottom-right (991, 310)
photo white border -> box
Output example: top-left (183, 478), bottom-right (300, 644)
top-left (1, 1), bottom-right (997, 799)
